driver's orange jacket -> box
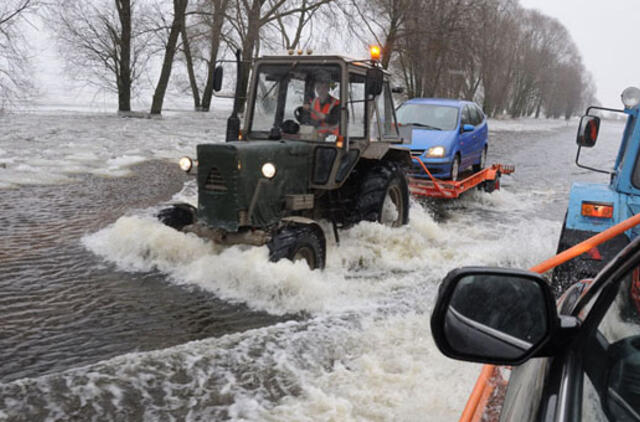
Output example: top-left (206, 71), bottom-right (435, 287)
top-left (310, 97), bottom-right (340, 136)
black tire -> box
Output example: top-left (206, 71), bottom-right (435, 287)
top-left (450, 154), bottom-right (461, 182)
top-left (157, 203), bottom-right (197, 231)
top-left (353, 162), bottom-right (409, 227)
top-left (551, 214), bottom-right (598, 298)
top-left (473, 145), bottom-right (487, 173)
top-left (268, 223), bottom-right (326, 270)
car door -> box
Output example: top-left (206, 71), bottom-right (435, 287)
top-left (468, 105), bottom-right (483, 160)
top-left (498, 241), bottom-right (640, 422)
top-left (548, 245), bottom-right (640, 421)
top-left (459, 105), bottom-right (474, 169)
top-left (473, 104), bottom-right (488, 155)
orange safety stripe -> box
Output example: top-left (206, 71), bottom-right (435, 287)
top-left (460, 211), bottom-right (640, 422)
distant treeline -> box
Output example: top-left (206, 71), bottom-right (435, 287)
top-left (1, 0), bottom-right (594, 118)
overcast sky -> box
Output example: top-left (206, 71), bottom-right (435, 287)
top-left (31, 1), bottom-right (639, 110)
top-left (519, 0), bottom-right (639, 108)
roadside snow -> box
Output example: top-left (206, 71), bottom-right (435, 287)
top-left (0, 102), bottom-right (232, 188)
top-left (488, 117), bottom-right (576, 133)
top-left (0, 104), bottom-right (575, 189)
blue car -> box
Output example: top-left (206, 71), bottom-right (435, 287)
top-left (396, 98), bottom-right (488, 181)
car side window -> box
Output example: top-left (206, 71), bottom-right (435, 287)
top-left (581, 265), bottom-right (640, 421)
top-left (469, 106), bottom-right (481, 126)
top-left (474, 105), bottom-right (485, 124)
top-left (461, 106), bottom-right (471, 126)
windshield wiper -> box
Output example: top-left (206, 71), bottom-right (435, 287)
top-left (405, 122), bottom-right (441, 130)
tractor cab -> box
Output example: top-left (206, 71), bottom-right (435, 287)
top-left (240, 54), bottom-right (407, 189)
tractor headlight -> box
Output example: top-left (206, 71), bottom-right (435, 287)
top-left (621, 87), bottom-right (640, 109)
top-left (426, 146), bottom-right (445, 157)
top-left (261, 162), bottom-right (276, 179)
top-left (179, 156), bottom-right (194, 172)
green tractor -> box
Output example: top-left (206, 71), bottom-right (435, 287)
top-left (158, 50), bottom-right (412, 269)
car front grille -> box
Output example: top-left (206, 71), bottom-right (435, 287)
top-left (204, 167), bottom-right (228, 191)
top-left (411, 149), bottom-right (425, 157)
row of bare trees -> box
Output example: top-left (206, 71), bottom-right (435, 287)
top-left (1, 0), bottom-right (594, 118)
top-left (372, 0), bottom-right (595, 118)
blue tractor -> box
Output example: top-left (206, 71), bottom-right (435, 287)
top-left (552, 86), bottom-right (640, 295)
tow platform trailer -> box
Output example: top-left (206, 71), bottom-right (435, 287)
top-left (409, 158), bottom-right (515, 199)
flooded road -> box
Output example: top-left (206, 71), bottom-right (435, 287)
top-left (0, 113), bottom-right (627, 421)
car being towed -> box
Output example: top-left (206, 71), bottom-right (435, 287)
top-left (396, 98), bottom-right (488, 181)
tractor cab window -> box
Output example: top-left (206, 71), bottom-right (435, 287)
top-left (347, 73), bottom-right (366, 139)
top-left (371, 84), bottom-right (399, 140)
top-left (250, 64), bottom-right (341, 143)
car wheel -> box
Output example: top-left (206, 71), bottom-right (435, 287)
top-left (450, 155), bottom-right (461, 182)
top-left (268, 223), bottom-right (326, 269)
top-left (473, 145), bottom-right (487, 172)
top-left (157, 203), bottom-right (197, 231)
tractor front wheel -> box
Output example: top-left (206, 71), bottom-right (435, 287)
top-left (268, 223), bottom-right (326, 270)
top-left (157, 203), bottom-right (197, 231)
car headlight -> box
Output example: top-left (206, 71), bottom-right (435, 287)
top-left (179, 156), bottom-right (194, 172)
top-left (426, 146), bottom-right (445, 157)
top-left (622, 87), bottom-right (640, 109)
top-left (261, 162), bottom-right (276, 179)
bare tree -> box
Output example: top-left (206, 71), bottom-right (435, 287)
top-left (0, 0), bottom-right (39, 107)
top-left (48, 0), bottom-right (153, 112)
top-left (225, 0), bottom-right (334, 112)
top-left (199, 0), bottom-right (229, 111)
top-left (150, 0), bottom-right (188, 114)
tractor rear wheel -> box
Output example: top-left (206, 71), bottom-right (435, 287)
top-left (268, 223), bottom-right (326, 270)
top-left (353, 162), bottom-right (409, 227)
top-left (157, 203), bottom-right (197, 231)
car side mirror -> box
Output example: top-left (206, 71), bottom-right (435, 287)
top-left (431, 267), bottom-right (558, 365)
top-left (577, 115), bottom-right (600, 147)
top-left (213, 66), bottom-right (224, 92)
top-left (462, 124), bottom-right (474, 133)
top-left (365, 68), bottom-right (384, 98)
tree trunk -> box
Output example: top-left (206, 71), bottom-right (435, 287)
top-left (115, 0), bottom-right (132, 112)
top-left (181, 24), bottom-right (200, 110)
top-left (236, 0), bottom-right (262, 114)
top-left (151, 0), bottom-right (188, 115)
top-left (200, 0), bottom-right (228, 112)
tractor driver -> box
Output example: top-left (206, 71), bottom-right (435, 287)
top-left (302, 72), bottom-right (340, 138)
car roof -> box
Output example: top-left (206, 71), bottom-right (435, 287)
top-left (403, 98), bottom-right (474, 108)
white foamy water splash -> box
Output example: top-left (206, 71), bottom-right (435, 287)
top-left (1, 186), bottom-right (553, 421)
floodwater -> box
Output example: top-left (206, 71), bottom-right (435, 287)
top-left (0, 112), bottom-right (627, 421)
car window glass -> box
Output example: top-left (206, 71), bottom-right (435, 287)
top-left (461, 106), bottom-right (471, 126)
top-left (597, 269), bottom-right (640, 343)
top-left (469, 106), bottom-right (481, 126)
top-left (396, 104), bottom-right (458, 131)
top-left (474, 105), bottom-right (485, 124)
top-left (582, 373), bottom-right (608, 422)
top-left (347, 74), bottom-right (366, 139)
top-left (587, 265), bottom-right (640, 420)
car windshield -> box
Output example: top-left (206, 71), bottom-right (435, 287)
top-left (396, 103), bottom-right (459, 131)
top-left (250, 63), bottom-right (341, 142)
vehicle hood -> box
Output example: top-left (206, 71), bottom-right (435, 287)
top-left (407, 128), bottom-right (457, 151)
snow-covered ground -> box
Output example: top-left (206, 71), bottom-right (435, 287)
top-left (1, 105), bottom-right (572, 189)
top-left (488, 116), bottom-right (576, 133)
